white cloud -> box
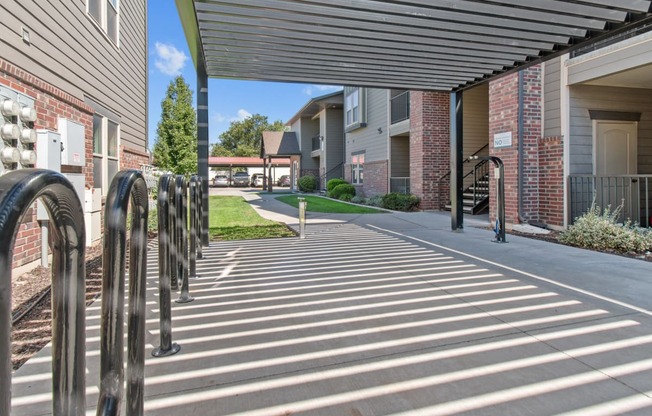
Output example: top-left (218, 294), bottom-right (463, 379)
top-left (231, 109), bottom-right (252, 122)
top-left (213, 113), bottom-right (227, 123)
top-left (302, 85), bottom-right (342, 96)
top-left (154, 42), bottom-right (188, 76)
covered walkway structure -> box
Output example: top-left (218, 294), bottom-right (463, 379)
top-left (177, 0), bottom-right (652, 232)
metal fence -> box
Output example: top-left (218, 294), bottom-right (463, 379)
top-left (568, 174), bottom-right (652, 226)
top-left (390, 91), bottom-right (410, 124)
top-left (390, 177), bottom-right (410, 194)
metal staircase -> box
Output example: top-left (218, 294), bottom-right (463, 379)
top-left (442, 145), bottom-right (490, 215)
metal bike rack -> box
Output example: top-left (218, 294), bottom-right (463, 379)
top-left (96, 170), bottom-right (149, 416)
top-left (152, 174), bottom-right (181, 357)
top-left (175, 175), bottom-right (193, 303)
top-left (470, 155), bottom-right (507, 243)
top-left (0, 169), bottom-right (86, 416)
top-left (189, 175), bottom-right (203, 278)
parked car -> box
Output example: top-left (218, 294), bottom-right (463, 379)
top-left (250, 173), bottom-right (265, 187)
top-left (277, 175), bottom-right (290, 187)
top-left (213, 175), bottom-right (230, 187)
top-left (232, 171), bottom-right (250, 187)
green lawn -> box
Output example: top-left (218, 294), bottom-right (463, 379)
top-left (209, 196), bottom-right (296, 240)
top-left (276, 195), bottom-right (384, 214)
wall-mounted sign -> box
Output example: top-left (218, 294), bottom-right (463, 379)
top-left (494, 131), bottom-right (512, 149)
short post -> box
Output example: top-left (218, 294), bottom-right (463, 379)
top-left (298, 197), bottom-right (306, 239)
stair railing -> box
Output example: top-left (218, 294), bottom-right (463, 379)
top-left (438, 144), bottom-right (489, 207)
top-left (319, 162), bottom-right (345, 191)
top-left (96, 170), bottom-right (149, 416)
top-left (0, 169), bottom-right (86, 415)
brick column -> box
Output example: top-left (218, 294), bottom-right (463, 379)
top-left (409, 90), bottom-right (450, 210)
top-left (488, 65), bottom-right (542, 225)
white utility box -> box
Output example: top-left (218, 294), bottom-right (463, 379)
top-left (36, 130), bottom-right (61, 220)
top-left (58, 118), bottom-right (85, 167)
top-left (84, 188), bottom-right (102, 246)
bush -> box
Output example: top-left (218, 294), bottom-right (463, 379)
top-left (326, 178), bottom-right (348, 193)
top-left (298, 175), bottom-right (318, 192)
top-left (351, 196), bottom-right (366, 204)
top-left (382, 193), bottom-right (420, 212)
top-left (559, 203), bottom-right (652, 253)
top-left (340, 194), bottom-right (353, 202)
top-left (367, 195), bottom-right (384, 207)
top-left (330, 183), bottom-right (356, 200)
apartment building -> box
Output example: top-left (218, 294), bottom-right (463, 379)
top-left (1, 0), bottom-right (148, 268)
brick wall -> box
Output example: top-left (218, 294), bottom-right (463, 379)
top-left (121, 145), bottom-right (150, 170)
top-left (538, 136), bottom-right (564, 227)
top-left (2, 58), bottom-right (95, 268)
top-left (409, 90), bottom-right (450, 210)
top-left (488, 66), bottom-right (543, 225)
top-left (361, 160), bottom-right (388, 197)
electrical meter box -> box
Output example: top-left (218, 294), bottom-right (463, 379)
top-left (36, 130), bottom-right (62, 220)
top-left (58, 118), bottom-right (85, 167)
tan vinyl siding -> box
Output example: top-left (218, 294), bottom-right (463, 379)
top-left (346, 88), bottom-right (388, 163)
top-left (569, 85), bottom-right (652, 174)
top-left (544, 57), bottom-right (562, 138)
top-left (0, 0), bottom-right (147, 151)
top-left (390, 137), bottom-right (409, 177)
top-left (324, 108), bottom-right (344, 177)
top-left (462, 83), bottom-right (489, 158)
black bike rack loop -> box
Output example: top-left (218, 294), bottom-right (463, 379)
top-left (152, 174), bottom-right (180, 358)
top-left (175, 175), bottom-right (193, 304)
top-left (96, 170), bottom-right (149, 416)
top-left (0, 169), bottom-right (86, 416)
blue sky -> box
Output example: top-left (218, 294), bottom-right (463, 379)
top-left (147, 1), bottom-right (342, 151)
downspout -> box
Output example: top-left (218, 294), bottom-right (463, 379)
top-left (518, 70), bottom-right (528, 223)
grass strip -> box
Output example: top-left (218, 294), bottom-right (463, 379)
top-left (276, 195), bottom-right (384, 214)
top-left (209, 196), bottom-right (295, 240)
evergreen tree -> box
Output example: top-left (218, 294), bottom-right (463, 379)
top-left (210, 114), bottom-right (284, 157)
top-left (153, 76), bottom-right (197, 174)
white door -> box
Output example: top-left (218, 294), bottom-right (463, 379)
top-left (594, 121), bottom-right (638, 221)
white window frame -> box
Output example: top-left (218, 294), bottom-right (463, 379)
top-left (351, 152), bottom-right (364, 185)
top-left (93, 114), bottom-right (120, 196)
top-left (346, 89), bottom-right (359, 126)
top-left (87, 0), bottom-right (120, 46)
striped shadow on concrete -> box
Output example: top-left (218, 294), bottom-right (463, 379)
top-left (11, 223), bottom-right (652, 415)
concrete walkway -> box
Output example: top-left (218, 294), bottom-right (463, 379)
top-left (11, 190), bottom-right (652, 415)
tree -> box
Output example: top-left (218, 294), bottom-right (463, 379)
top-left (211, 114), bottom-right (284, 157)
top-left (153, 76), bottom-right (197, 174)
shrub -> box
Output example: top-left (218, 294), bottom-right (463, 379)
top-left (340, 194), bottom-right (353, 202)
top-left (351, 196), bottom-right (366, 204)
top-left (367, 195), bottom-right (384, 207)
top-left (326, 178), bottom-right (348, 193)
top-left (382, 193), bottom-right (420, 212)
top-left (330, 183), bottom-right (356, 200)
top-left (298, 175), bottom-right (318, 192)
top-left (559, 203), bottom-right (652, 253)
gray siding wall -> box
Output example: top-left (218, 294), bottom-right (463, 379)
top-left (544, 57), bottom-right (562, 138)
top-left (391, 137), bottom-right (410, 177)
top-left (324, 108), bottom-right (344, 177)
top-left (299, 117), bottom-right (319, 170)
top-left (569, 85), bottom-right (652, 174)
top-left (0, 0), bottom-right (147, 150)
top-left (346, 88), bottom-right (388, 162)
top-left (463, 83), bottom-right (489, 158)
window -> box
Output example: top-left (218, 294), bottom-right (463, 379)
top-left (93, 114), bottom-right (120, 195)
top-left (351, 152), bottom-right (364, 185)
top-left (346, 89), bottom-right (359, 126)
top-left (88, 0), bottom-right (119, 44)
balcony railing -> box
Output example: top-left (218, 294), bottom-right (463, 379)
top-left (390, 177), bottom-right (410, 194)
top-left (312, 136), bottom-right (322, 152)
top-left (568, 175), bottom-right (652, 227)
top-left (390, 91), bottom-right (410, 124)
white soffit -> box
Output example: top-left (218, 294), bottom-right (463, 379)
top-left (177, 0), bottom-right (652, 91)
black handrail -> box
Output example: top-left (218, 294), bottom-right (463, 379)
top-left (152, 174), bottom-right (180, 358)
top-left (319, 162), bottom-right (345, 190)
top-left (471, 155), bottom-right (506, 242)
top-left (96, 170), bottom-right (149, 416)
top-left (0, 169), bottom-right (86, 415)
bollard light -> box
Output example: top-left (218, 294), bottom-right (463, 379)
top-left (298, 197), bottom-right (306, 239)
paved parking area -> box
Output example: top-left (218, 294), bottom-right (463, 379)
top-left (11, 191), bottom-right (652, 415)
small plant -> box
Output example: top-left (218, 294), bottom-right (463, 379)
top-left (340, 194), bottom-right (353, 202)
top-left (351, 196), bottom-right (367, 204)
top-left (382, 193), bottom-right (420, 211)
top-left (326, 178), bottom-right (348, 193)
top-left (367, 195), bottom-right (384, 207)
top-left (559, 203), bottom-right (652, 253)
top-left (330, 183), bottom-right (356, 200)
top-left (298, 175), bottom-right (318, 192)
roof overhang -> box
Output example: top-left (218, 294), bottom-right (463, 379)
top-left (176, 1), bottom-right (652, 91)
